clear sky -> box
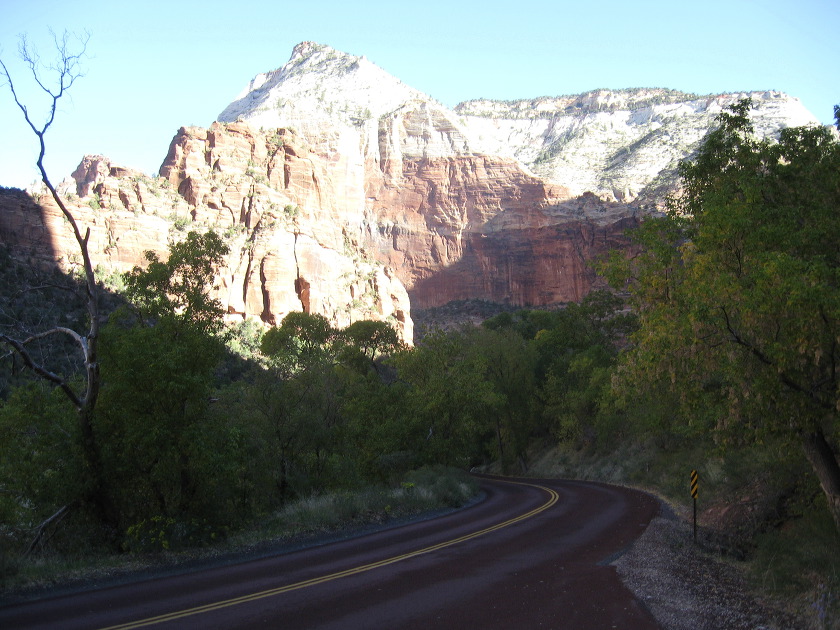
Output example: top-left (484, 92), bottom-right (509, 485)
top-left (1, 0), bottom-right (837, 189)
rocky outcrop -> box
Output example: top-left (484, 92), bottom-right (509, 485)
top-left (220, 43), bottom-right (820, 210)
top-left (361, 154), bottom-right (635, 308)
top-left (2, 131), bottom-right (414, 343)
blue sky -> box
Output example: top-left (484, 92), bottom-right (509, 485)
top-left (1, 0), bottom-right (837, 189)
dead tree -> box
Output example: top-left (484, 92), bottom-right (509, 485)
top-left (0, 31), bottom-right (115, 533)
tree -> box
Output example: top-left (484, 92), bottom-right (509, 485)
top-left (606, 99), bottom-right (840, 529)
top-left (95, 231), bottom-right (232, 528)
top-left (120, 230), bottom-right (229, 333)
top-left (258, 312), bottom-right (351, 494)
top-left (261, 311), bottom-right (337, 376)
top-left (339, 319), bottom-right (403, 376)
top-left (391, 329), bottom-right (498, 468)
top-left (466, 326), bottom-right (537, 473)
top-left (0, 31), bottom-right (115, 530)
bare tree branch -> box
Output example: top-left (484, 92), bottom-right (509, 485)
top-left (25, 503), bottom-right (73, 557)
top-left (0, 32), bottom-right (115, 530)
top-left (0, 333), bottom-right (83, 408)
top-left (0, 30), bottom-right (98, 411)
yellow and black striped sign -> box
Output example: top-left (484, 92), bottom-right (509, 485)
top-left (690, 469), bottom-right (699, 499)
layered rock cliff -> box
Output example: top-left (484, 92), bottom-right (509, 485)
top-left (0, 41), bottom-right (822, 340)
top-left (1, 133), bottom-right (414, 343)
top-left (216, 41), bottom-right (819, 309)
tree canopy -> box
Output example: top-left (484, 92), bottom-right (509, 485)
top-left (604, 99), bottom-right (840, 528)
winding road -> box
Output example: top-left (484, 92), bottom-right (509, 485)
top-left (0, 476), bottom-right (662, 629)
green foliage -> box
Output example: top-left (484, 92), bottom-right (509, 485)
top-left (483, 292), bottom-right (635, 452)
top-left (250, 312), bottom-right (355, 498)
top-left (261, 311), bottom-right (337, 375)
top-left (0, 383), bottom-right (83, 529)
top-left (391, 329), bottom-right (498, 468)
top-left (610, 100), bottom-right (840, 440)
top-left (93, 230), bottom-right (234, 531)
top-left (339, 319), bottom-right (403, 375)
top-left (122, 230), bottom-right (229, 334)
top-left (224, 318), bottom-right (264, 360)
top-left (96, 317), bottom-right (229, 527)
top-left (123, 516), bottom-right (226, 553)
top-left (465, 326), bottom-right (537, 471)
top-left (603, 99), bottom-right (840, 530)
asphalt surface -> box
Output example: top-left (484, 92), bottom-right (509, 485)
top-left (0, 476), bottom-right (662, 629)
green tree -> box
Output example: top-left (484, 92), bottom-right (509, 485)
top-left (0, 384), bottom-right (83, 555)
top-left (391, 329), bottom-right (497, 467)
top-left (339, 319), bottom-right (403, 376)
top-left (261, 311), bottom-right (337, 376)
top-left (466, 326), bottom-right (537, 472)
top-left (488, 293), bottom-right (632, 448)
top-left (258, 312), bottom-right (351, 495)
top-left (95, 231), bottom-right (232, 529)
top-left (121, 230), bottom-right (229, 334)
top-left (606, 100), bottom-right (840, 528)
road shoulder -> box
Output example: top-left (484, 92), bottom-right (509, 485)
top-left (614, 515), bottom-right (807, 630)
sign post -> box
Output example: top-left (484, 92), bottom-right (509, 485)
top-left (690, 469), bottom-right (699, 543)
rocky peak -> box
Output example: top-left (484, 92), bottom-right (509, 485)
top-left (219, 44), bottom-right (821, 210)
top-left (288, 41), bottom-right (324, 64)
top-left (218, 41), bottom-right (473, 168)
top-left (454, 88), bottom-right (702, 119)
top-left (61, 155), bottom-right (139, 198)
top-left (218, 41), bottom-right (428, 131)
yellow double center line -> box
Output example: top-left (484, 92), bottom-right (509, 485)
top-left (101, 481), bottom-right (558, 629)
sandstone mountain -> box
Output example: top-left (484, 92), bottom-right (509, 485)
top-left (0, 41), bottom-right (822, 341)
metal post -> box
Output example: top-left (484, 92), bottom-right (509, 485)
top-left (690, 469), bottom-right (699, 543)
top-left (693, 496), bottom-right (697, 543)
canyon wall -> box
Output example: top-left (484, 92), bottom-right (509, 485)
top-left (0, 41), bottom-right (823, 340)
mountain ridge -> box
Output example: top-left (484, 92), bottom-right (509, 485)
top-left (219, 41), bottom-right (819, 207)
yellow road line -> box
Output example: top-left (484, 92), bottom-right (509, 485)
top-left (100, 481), bottom-right (558, 629)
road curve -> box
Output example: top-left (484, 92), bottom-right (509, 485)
top-left (0, 477), bottom-right (661, 629)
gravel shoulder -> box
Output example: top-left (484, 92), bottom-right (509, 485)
top-left (614, 515), bottom-right (809, 630)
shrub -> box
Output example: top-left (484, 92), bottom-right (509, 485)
top-left (123, 517), bottom-right (226, 553)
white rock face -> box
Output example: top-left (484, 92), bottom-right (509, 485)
top-left (456, 90), bottom-right (819, 203)
top-left (218, 42), bottom-right (823, 209)
top-left (218, 42), bottom-right (480, 164)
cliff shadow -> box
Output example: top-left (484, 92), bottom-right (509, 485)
top-left (407, 214), bottom-right (640, 312)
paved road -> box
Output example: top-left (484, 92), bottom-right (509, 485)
top-left (0, 476), bottom-right (661, 629)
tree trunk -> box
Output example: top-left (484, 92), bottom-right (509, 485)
top-left (495, 420), bottom-right (507, 474)
top-left (801, 427), bottom-right (840, 532)
top-left (78, 404), bottom-right (118, 535)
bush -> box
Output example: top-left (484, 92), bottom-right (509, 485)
top-left (403, 466), bottom-right (478, 508)
top-left (263, 467), bottom-right (478, 537)
top-left (123, 517), bottom-right (227, 553)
